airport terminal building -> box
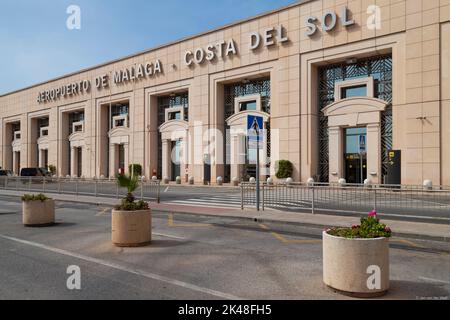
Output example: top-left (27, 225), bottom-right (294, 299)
top-left (1, 0), bottom-right (450, 185)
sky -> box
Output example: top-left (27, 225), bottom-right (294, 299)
top-left (0, 0), bottom-right (296, 95)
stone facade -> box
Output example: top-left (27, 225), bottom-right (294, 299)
top-left (0, 0), bottom-right (449, 185)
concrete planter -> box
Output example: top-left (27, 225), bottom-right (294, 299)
top-left (112, 209), bottom-right (152, 247)
top-left (323, 231), bottom-right (390, 297)
top-left (23, 199), bottom-right (55, 227)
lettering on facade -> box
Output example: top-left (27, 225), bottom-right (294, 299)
top-left (184, 40), bottom-right (238, 66)
top-left (37, 80), bottom-right (91, 104)
top-left (37, 60), bottom-right (163, 103)
top-left (113, 60), bottom-right (162, 85)
top-left (249, 25), bottom-right (289, 50)
top-left (184, 25), bottom-right (289, 67)
top-left (35, 6), bottom-right (360, 104)
top-left (305, 6), bottom-right (355, 36)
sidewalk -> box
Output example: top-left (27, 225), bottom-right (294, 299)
top-left (1, 189), bottom-right (449, 243)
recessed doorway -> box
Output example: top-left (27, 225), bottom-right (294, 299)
top-left (344, 127), bottom-right (367, 184)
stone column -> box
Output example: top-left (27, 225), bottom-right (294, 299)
top-left (13, 152), bottom-right (18, 175)
top-left (178, 138), bottom-right (186, 181)
top-left (109, 144), bottom-right (117, 178)
top-left (161, 140), bottom-right (171, 180)
top-left (328, 126), bottom-right (343, 183)
top-left (230, 134), bottom-right (239, 181)
top-left (70, 147), bottom-right (77, 177)
top-left (38, 149), bottom-right (43, 168)
top-left (124, 143), bottom-right (129, 175)
top-left (367, 123), bottom-right (381, 184)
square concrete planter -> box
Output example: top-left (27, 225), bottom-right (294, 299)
top-left (323, 231), bottom-right (390, 297)
top-left (112, 209), bottom-right (152, 247)
top-left (22, 199), bottom-right (55, 227)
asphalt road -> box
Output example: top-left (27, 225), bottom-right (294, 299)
top-left (0, 196), bottom-right (449, 300)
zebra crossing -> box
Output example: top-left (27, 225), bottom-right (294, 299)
top-left (165, 194), bottom-right (243, 209)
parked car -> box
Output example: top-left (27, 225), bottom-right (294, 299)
top-left (0, 170), bottom-right (14, 177)
top-left (20, 168), bottom-right (45, 177)
top-left (20, 168), bottom-right (52, 177)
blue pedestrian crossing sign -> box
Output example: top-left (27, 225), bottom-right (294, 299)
top-left (247, 115), bottom-right (264, 150)
top-left (359, 135), bottom-right (366, 153)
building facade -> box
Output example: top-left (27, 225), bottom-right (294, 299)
top-left (1, 0), bottom-right (450, 185)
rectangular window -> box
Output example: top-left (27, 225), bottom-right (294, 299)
top-left (345, 128), bottom-right (367, 154)
top-left (110, 103), bottom-right (129, 129)
top-left (168, 111), bottom-right (181, 121)
top-left (341, 85), bottom-right (367, 99)
top-left (239, 101), bottom-right (257, 112)
top-left (114, 119), bottom-right (125, 128)
top-left (69, 112), bottom-right (85, 135)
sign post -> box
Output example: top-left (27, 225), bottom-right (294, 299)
top-left (248, 115), bottom-right (264, 211)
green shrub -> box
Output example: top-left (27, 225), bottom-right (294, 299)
top-left (114, 174), bottom-right (149, 211)
top-left (129, 164), bottom-right (142, 177)
top-left (115, 199), bottom-right (149, 211)
top-left (327, 211), bottom-right (392, 239)
top-left (275, 160), bottom-right (294, 179)
top-left (22, 194), bottom-right (50, 202)
top-left (48, 165), bottom-right (57, 176)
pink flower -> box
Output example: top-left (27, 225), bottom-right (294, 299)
top-left (385, 227), bottom-right (392, 233)
top-left (368, 210), bottom-right (377, 217)
top-left (352, 225), bottom-right (360, 229)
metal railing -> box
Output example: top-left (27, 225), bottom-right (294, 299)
top-left (241, 182), bottom-right (450, 218)
top-left (0, 176), bottom-right (161, 203)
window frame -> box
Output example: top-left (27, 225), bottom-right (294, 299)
top-left (334, 77), bottom-right (374, 101)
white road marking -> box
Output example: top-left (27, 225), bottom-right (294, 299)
top-left (167, 200), bottom-right (241, 209)
top-left (0, 234), bottom-right (242, 300)
top-left (419, 277), bottom-right (450, 285)
top-left (153, 232), bottom-right (186, 240)
top-left (164, 187), bottom-right (170, 193)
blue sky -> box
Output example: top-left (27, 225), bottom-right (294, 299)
top-left (0, 0), bottom-right (295, 95)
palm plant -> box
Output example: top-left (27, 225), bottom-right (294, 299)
top-left (117, 174), bottom-right (139, 203)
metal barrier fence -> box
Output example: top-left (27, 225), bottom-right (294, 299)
top-left (0, 177), bottom-right (161, 203)
top-left (241, 182), bottom-right (450, 218)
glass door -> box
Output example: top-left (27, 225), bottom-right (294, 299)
top-left (76, 147), bottom-right (82, 177)
top-left (118, 145), bottom-right (125, 175)
top-left (344, 128), bottom-right (367, 184)
top-left (171, 140), bottom-right (181, 181)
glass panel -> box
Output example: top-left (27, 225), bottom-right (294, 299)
top-left (240, 101), bottom-right (257, 112)
top-left (345, 128), bottom-right (367, 154)
top-left (169, 111), bottom-right (181, 120)
top-left (341, 85), bottom-right (367, 99)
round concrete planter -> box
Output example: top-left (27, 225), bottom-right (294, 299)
top-left (23, 199), bottom-right (55, 227)
top-left (112, 209), bottom-right (152, 247)
top-left (323, 231), bottom-right (390, 297)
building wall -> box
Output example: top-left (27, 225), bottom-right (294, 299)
top-left (0, 0), bottom-right (449, 185)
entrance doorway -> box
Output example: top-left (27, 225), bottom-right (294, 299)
top-left (76, 147), bottom-right (82, 177)
top-left (42, 149), bottom-right (49, 169)
top-left (118, 144), bottom-right (125, 175)
top-left (344, 128), bottom-right (367, 184)
top-left (171, 140), bottom-right (181, 181)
